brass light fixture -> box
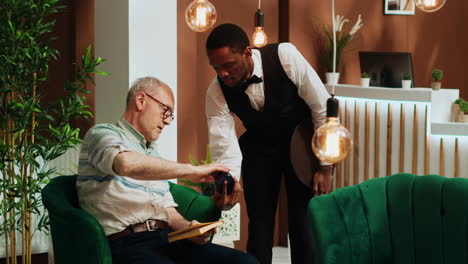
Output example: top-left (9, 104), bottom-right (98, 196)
top-left (185, 0), bottom-right (217, 32)
top-left (252, 0), bottom-right (268, 47)
top-left (311, 0), bottom-right (352, 164)
top-left (415, 0), bottom-right (447, 12)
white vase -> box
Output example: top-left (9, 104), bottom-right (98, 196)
top-left (360, 78), bottom-right (370, 87)
top-left (326, 72), bottom-right (340, 85)
top-left (402, 80), bottom-right (411, 89)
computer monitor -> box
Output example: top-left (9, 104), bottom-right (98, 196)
top-left (359, 51), bottom-right (415, 88)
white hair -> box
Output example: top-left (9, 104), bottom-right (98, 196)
top-left (126, 76), bottom-right (166, 107)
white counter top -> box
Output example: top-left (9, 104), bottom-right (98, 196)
top-left (432, 123), bottom-right (468, 136)
top-left (325, 84), bottom-right (465, 136)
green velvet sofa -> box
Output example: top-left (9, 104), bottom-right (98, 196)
top-left (307, 173), bottom-right (468, 264)
top-left (42, 175), bottom-right (221, 264)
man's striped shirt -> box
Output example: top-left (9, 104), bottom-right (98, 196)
top-left (76, 117), bottom-right (177, 235)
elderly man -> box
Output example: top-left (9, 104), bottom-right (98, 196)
top-left (76, 77), bottom-right (258, 264)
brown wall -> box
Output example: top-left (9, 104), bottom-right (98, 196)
top-left (290, 0), bottom-right (468, 99)
top-left (48, 0), bottom-right (95, 136)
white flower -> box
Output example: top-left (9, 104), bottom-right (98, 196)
top-left (334, 15), bottom-right (349, 33)
top-left (349, 14), bottom-right (363, 36)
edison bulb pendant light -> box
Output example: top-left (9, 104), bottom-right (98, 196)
top-left (415, 0), bottom-right (446, 12)
top-left (312, 96), bottom-right (352, 163)
top-left (185, 0), bottom-right (217, 32)
top-left (252, 9), bottom-right (268, 48)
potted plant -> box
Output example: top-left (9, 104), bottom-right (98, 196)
top-left (431, 69), bottom-right (443, 90)
top-left (459, 100), bottom-right (468, 123)
top-left (402, 72), bottom-right (412, 89)
top-left (0, 1), bottom-right (107, 263)
top-left (320, 14), bottom-right (364, 84)
top-left (360, 72), bottom-right (370, 87)
top-left (452, 98), bottom-right (463, 122)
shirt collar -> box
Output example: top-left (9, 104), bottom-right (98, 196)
top-left (251, 49), bottom-right (263, 79)
top-left (117, 117), bottom-right (156, 149)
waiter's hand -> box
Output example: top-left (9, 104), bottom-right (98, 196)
top-left (212, 176), bottom-right (242, 210)
top-left (313, 165), bottom-right (334, 196)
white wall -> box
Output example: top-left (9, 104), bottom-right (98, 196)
top-left (95, 0), bottom-right (178, 161)
top-left (95, 0), bottom-right (129, 126)
top-left (129, 0), bottom-right (178, 161)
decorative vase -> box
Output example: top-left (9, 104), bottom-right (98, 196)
top-left (360, 77), bottom-right (370, 87)
top-left (326, 72), bottom-right (340, 85)
top-left (402, 80), bottom-right (411, 89)
top-left (431, 81), bottom-right (441, 90)
top-left (451, 103), bottom-right (461, 122)
top-left (462, 113), bottom-right (468, 123)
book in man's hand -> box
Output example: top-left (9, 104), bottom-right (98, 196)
top-left (168, 220), bottom-right (224, 243)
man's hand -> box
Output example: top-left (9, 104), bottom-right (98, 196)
top-left (187, 220), bottom-right (217, 245)
top-left (184, 163), bottom-right (230, 183)
top-left (212, 176), bottom-right (242, 210)
top-left (313, 165), bottom-right (334, 196)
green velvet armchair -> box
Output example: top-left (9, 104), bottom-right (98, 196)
top-left (42, 175), bottom-right (221, 264)
top-left (307, 173), bottom-right (468, 264)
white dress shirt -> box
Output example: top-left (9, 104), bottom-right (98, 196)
top-left (206, 43), bottom-right (330, 179)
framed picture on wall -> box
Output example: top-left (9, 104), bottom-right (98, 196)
top-left (384, 0), bottom-right (415, 15)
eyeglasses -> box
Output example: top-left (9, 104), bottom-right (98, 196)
top-left (144, 93), bottom-right (175, 121)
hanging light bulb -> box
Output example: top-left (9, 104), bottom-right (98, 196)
top-left (252, 3), bottom-right (268, 48)
top-left (185, 0), bottom-right (217, 32)
top-left (312, 96), bottom-right (352, 163)
top-left (415, 0), bottom-right (446, 12)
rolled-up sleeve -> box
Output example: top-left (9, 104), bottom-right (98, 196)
top-left (84, 125), bottom-right (130, 176)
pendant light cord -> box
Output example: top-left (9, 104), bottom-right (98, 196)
top-left (331, 0), bottom-right (336, 95)
top-left (258, 0), bottom-right (261, 10)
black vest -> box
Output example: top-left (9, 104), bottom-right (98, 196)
top-left (219, 43), bottom-right (310, 148)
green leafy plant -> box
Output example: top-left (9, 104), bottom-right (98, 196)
top-left (320, 14), bottom-right (363, 72)
top-left (454, 98), bottom-right (464, 105)
top-left (431, 69), bottom-right (443, 81)
top-left (459, 100), bottom-right (468, 113)
top-left (402, 72), bottom-right (411, 80)
top-left (179, 145), bottom-right (216, 196)
top-left (361, 72), bottom-right (369, 78)
top-left (0, 1), bottom-right (108, 263)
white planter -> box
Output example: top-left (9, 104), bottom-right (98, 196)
top-left (326, 72), bottom-right (340, 85)
top-left (402, 80), bottom-right (411, 89)
top-left (360, 77), bottom-right (370, 87)
top-left (431, 81), bottom-right (441, 90)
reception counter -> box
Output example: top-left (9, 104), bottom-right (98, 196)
top-left (324, 84), bottom-right (467, 187)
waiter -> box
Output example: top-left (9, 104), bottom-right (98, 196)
top-left (204, 23), bottom-right (333, 264)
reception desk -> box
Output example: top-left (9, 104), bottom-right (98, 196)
top-left (325, 84), bottom-right (468, 187)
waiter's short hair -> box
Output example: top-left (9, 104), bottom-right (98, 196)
top-left (206, 23), bottom-right (250, 53)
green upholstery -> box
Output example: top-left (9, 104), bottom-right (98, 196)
top-left (307, 173), bottom-right (468, 264)
top-left (42, 175), bottom-right (221, 264)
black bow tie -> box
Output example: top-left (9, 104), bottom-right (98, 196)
top-left (239, 75), bottom-right (263, 92)
top-left (244, 75), bottom-right (263, 86)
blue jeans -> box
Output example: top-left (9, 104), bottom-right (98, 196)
top-left (108, 229), bottom-right (259, 264)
